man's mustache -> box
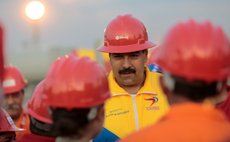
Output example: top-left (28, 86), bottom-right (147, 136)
top-left (119, 67), bottom-right (136, 74)
top-left (3, 104), bottom-right (20, 110)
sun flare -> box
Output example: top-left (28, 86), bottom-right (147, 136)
top-left (25, 1), bottom-right (45, 20)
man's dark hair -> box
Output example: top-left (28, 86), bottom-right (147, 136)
top-left (51, 107), bottom-right (92, 137)
top-left (170, 75), bottom-right (225, 102)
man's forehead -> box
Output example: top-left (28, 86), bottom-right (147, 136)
top-left (5, 91), bottom-right (22, 97)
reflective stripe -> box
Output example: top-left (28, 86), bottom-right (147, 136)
top-left (3, 79), bottom-right (16, 87)
top-left (131, 95), bottom-right (139, 130)
top-left (19, 113), bottom-right (27, 128)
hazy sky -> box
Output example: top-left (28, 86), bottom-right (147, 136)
top-left (0, 0), bottom-right (230, 50)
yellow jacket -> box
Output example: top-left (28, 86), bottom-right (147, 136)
top-left (95, 68), bottom-right (169, 141)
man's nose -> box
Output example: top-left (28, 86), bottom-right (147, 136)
top-left (123, 57), bottom-right (132, 68)
top-left (6, 95), bottom-right (14, 104)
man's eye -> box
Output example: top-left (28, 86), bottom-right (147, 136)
top-left (130, 54), bottom-right (139, 58)
top-left (113, 55), bottom-right (123, 58)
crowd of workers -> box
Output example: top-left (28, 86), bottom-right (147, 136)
top-left (0, 14), bottom-right (230, 142)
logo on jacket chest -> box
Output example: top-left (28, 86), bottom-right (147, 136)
top-left (144, 96), bottom-right (158, 106)
top-left (144, 96), bottom-right (160, 111)
top-left (106, 108), bottom-right (129, 118)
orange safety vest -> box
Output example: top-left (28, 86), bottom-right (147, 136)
top-left (15, 111), bottom-right (30, 139)
top-left (121, 102), bottom-right (230, 142)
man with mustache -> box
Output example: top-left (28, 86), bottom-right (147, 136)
top-left (2, 65), bottom-right (30, 139)
top-left (93, 14), bottom-right (169, 142)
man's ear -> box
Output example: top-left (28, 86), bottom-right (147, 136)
top-left (20, 90), bottom-right (25, 101)
top-left (143, 50), bottom-right (148, 63)
top-left (109, 53), bottom-right (112, 64)
top-left (94, 105), bottom-right (105, 122)
top-left (145, 50), bottom-right (148, 56)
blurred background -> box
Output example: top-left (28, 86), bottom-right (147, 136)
top-left (0, 0), bottom-right (230, 107)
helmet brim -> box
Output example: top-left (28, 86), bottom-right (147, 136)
top-left (97, 41), bottom-right (156, 53)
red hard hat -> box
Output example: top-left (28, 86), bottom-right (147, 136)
top-left (43, 55), bottom-right (110, 109)
top-left (27, 80), bottom-right (52, 124)
top-left (0, 108), bottom-right (24, 132)
top-left (155, 19), bottom-right (230, 82)
top-left (3, 65), bottom-right (27, 94)
top-left (98, 14), bottom-right (155, 53)
top-left (0, 23), bottom-right (4, 83)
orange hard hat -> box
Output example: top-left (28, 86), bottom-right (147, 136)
top-left (27, 80), bottom-right (52, 124)
top-left (3, 65), bottom-right (27, 94)
top-left (155, 19), bottom-right (230, 82)
top-left (98, 14), bottom-right (155, 53)
top-left (43, 55), bottom-right (110, 109)
top-left (0, 107), bottom-right (24, 132)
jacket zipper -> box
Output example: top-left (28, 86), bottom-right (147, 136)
top-left (131, 95), bottom-right (139, 130)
